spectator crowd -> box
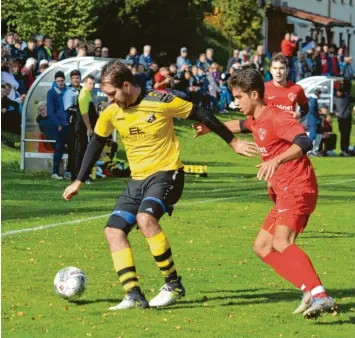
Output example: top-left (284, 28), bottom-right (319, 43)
top-left (1, 30), bottom-right (354, 168)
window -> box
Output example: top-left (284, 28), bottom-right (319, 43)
top-left (339, 32), bottom-right (343, 46)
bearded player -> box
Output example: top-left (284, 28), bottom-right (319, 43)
top-left (63, 60), bottom-right (257, 310)
top-left (193, 68), bottom-right (336, 319)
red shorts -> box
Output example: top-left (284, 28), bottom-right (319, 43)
top-left (262, 189), bottom-right (317, 235)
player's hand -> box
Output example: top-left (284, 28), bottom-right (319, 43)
top-left (229, 138), bottom-right (259, 157)
top-left (256, 158), bottom-right (280, 181)
top-left (192, 123), bottom-right (211, 138)
top-left (63, 181), bottom-right (83, 201)
top-left (57, 126), bottom-right (63, 132)
top-left (291, 111), bottom-right (301, 119)
top-left (87, 128), bottom-right (94, 137)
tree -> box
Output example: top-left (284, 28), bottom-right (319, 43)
top-left (2, 0), bottom-right (98, 49)
top-left (211, 0), bottom-right (264, 48)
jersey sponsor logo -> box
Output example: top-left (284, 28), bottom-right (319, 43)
top-left (267, 96), bottom-right (276, 99)
top-left (288, 92), bottom-right (297, 102)
top-left (274, 104), bottom-right (293, 111)
top-left (257, 145), bottom-right (269, 156)
top-left (129, 127), bottom-right (145, 135)
top-left (258, 128), bottom-right (267, 141)
top-left (146, 113), bottom-right (156, 123)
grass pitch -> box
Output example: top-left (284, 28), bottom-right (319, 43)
top-left (2, 114), bottom-right (355, 337)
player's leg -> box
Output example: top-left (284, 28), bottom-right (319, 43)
top-left (137, 169), bottom-right (185, 307)
top-left (272, 218), bottom-right (335, 318)
top-left (106, 186), bottom-right (149, 310)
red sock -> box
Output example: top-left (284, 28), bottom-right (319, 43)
top-left (263, 250), bottom-right (302, 289)
top-left (280, 244), bottom-right (325, 294)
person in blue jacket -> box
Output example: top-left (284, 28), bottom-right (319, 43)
top-left (307, 89), bottom-right (322, 156)
top-left (46, 71), bottom-right (68, 179)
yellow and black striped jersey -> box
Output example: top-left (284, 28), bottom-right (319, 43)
top-left (95, 90), bottom-right (193, 180)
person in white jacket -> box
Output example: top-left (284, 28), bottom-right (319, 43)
top-left (1, 62), bottom-right (19, 100)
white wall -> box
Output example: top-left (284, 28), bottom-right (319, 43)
top-left (272, 0), bottom-right (355, 63)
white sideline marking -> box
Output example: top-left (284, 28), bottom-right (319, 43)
top-left (1, 178), bottom-right (354, 237)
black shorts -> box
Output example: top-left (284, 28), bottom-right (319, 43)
top-left (106, 168), bottom-right (184, 234)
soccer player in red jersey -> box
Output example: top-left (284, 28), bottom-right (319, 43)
top-left (193, 68), bottom-right (336, 319)
top-left (265, 52), bottom-right (309, 119)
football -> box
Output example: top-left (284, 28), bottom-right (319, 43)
top-left (53, 267), bottom-right (87, 300)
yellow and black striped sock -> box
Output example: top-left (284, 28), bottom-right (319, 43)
top-left (146, 231), bottom-right (178, 283)
top-left (111, 247), bottom-right (139, 293)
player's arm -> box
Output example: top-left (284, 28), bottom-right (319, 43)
top-left (293, 87), bottom-right (309, 118)
top-left (193, 119), bottom-right (251, 136)
top-left (79, 92), bottom-right (94, 136)
top-left (187, 105), bottom-right (257, 157)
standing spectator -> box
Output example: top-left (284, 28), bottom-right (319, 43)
top-left (86, 41), bottom-right (96, 56)
top-left (206, 64), bottom-right (220, 110)
top-left (13, 32), bottom-right (27, 50)
top-left (240, 49), bottom-right (250, 65)
top-left (145, 62), bottom-right (159, 90)
top-left (281, 33), bottom-right (297, 62)
top-left (305, 49), bottom-right (315, 77)
top-left (154, 67), bottom-right (171, 90)
top-left (252, 45), bottom-right (271, 80)
top-left (328, 47), bottom-right (339, 76)
top-left (197, 53), bottom-right (208, 71)
top-left (46, 71), bottom-right (68, 179)
top-left (12, 61), bottom-right (26, 94)
top-left (294, 51), bottom-right (309, 82)
top-left (210, 62), bottom-right (221, 83)
top-left (63, 70), bottom-right (82, 180)
top-left (1, 62), bottom-right (19, 100)
top-left (219, 73), bottom-right (232, 113)
top-left (337, 48), bottom-right (345, 74)
top-left (73, 37), bottom-right (80, 54)
top-left (11, 41), bottom-right (25, 63)
top-left (101, 47), bottom-right (109, 58)
top-left (77, 43), bottom-right (88, 57)
top-left (307, 89), bottom-right (322, 156)
top-left (37, 35), bottom-right (54, 64)
top-left (1, 84), bottom-right (21, 134)
top-left (77, 75), bottom-right (97, 182)
top-left (35, 35), bottom-right (44, 49)
top-left (342, 57), bottom-right (354, 94)
top-left (23, 39), bottom-right (37, 61)
top-left (60, 38), bottom-right (76, 60)
top-left (227, 49), bottom-right (240, 71)
top-left (1, 42), bottom-right (12, 62)
top-left (320, 50), bottom-right (331, 76)
top-left (176, 47), bottom-right (191, 70)
top-left (3, 32), bottom-right (15, 55)
top-left (139, 45), bottom-right (152, 69)
top-left (333, 87), bottom-right (352, 156)
top-left (94, 39), bottom-right (102, 49)
top-left (126, 47), bottom-right (139, 66)
top-left (206, 48), bottom-right (214, 66)
top-left (15, 93), bottom-right (26, 114)
top-left (94, 47), bottom-right (102, 57)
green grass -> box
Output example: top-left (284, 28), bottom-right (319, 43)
top-left (2, 114), bottom-right (355, 337)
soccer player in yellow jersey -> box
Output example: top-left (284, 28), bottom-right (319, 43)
top-left (63, 60), bottom-right (257, 310)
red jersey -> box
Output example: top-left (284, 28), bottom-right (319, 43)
top-left (154, 72), bottom-right (168, 90)
top-left (264, 81), bottom-right (308, 112)
top-left (244, 105), bottom-right (317, 194)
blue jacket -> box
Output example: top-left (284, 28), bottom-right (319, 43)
top-left (307, 94), bottom-right (321, 126)
top-left (47, 82), bottom-right (68, 127)
top-left (138, 54), bottom-right (152, 69)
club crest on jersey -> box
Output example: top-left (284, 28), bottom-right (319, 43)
top-left (146, 113), bottom-right (156, 123)
top-left (288, 92), bottom-right (297, 102)
top-left (258, 128), bottom-right (266, 141)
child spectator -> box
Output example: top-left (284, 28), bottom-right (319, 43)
top-left (307, 88), bottom-right (322, 156)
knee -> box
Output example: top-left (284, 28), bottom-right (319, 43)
top-left (253, 239), bottom-right (271, 259)
top-left (272, 236), bottom-right (292, 253)
top-left (137, 213), bottom-right (160, 237)
top-left (104, 226), bottom-right (126, 244)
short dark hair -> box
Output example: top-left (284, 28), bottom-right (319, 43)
top-left (101, 60), bottom-right (135, 88)
top-left (314, 88), bottom-right (322, 96)
top-left (228, 68), bottom-right (265, 99)
top-left (70, 69), bottom-right (81, 78)
top-left (43, 35), bottom-right (52, 42)
top-left (27, 38), bottom-right (36, 44)
top-left (84, 74), bottom-right (95, 82)
top-left (271, 52), bottom-right (289, 67)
